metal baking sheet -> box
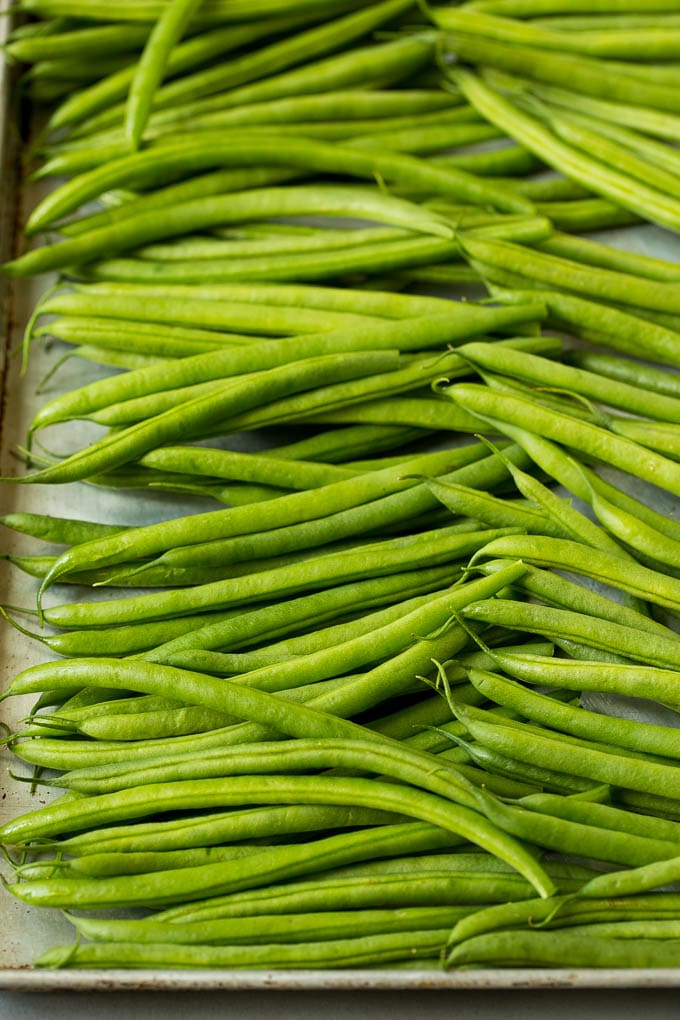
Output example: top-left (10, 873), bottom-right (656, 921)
top-left (3, 1), bottom-right (680, 992)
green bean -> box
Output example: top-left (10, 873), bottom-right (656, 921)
top-left (23, 565), bottom-right (452, 661)
top-left (518, 793), bottom-right (680, 846)
top-left (111, 579), bottom-right (477, 703)
top-left (33, 443), bottom-right (487, 589)
top-left (81, 215), bottom-right (551, 286)
top-left (155, 587), bottom-right (445, 674)
top-left (451, 67), bottom-right (680, 232)
top-left (547, 109), bottom-right (680, 203)
top-left (472, 533), bottom-right (680, 614)
top-left (32, 324), bottom-right (419, 430)
top-left (493, 286), bottom-right (680, 367)
top-left (422, 478), bottom-right (562, 537)
top-left (459, 339), bottom-right (680, 423)
top-left (446, 891), bottom-right (680, 955)
top-left (34, 290), bottom-right (386, 340)
top-left (153, 870), bottom-right (577, 926)
top-left (583, 466), bottom-right (680, 546)
top-left (535, 196), bottom-right (638, 232)
top-left (464, 780), bottom-right (680, 868)
top-left (41, 526), bottom-right (514, 630)
top-left (445, 382), bottom-right (680, 498)
top-left (456, 703), bottom-right (680, 803)
top-left (34, 930), bottom-right (450, 969)
top-left (16, 0), bottom-right (365, 23)
top-left (25, 129), bottom-right (532, 237)
top-left (568, 350), bottom-right (680, 399)
top-left (0, 512), bottom-right (125, 545)
top-left (32, 304), bottom-right (543, 435)
top-left (462, 599), bottom-right (680, 672)
top-left (479, 559), bottom-right (668, 640)
top-left (448, 33), bottom-right (680, 112)
top-left (67, 8), bottom-right (426, 142)
top-left (21, 843), bottom-right (276, 878)
top-left (435, 8), bottom-right (680, 60)
top-left (4, 782), bottom-right (554, 905)
top-left (126, 0), bottom-right (205, 149)
top-left (470, 635), bottom-right (680, 710)
top-left (45, 11), bottom-right (356, 130)
top-left (58, 278), bottom-right (460, 319)
top-left (88, 338), bottom-right (544, 455)
top-left (58, 805), bottom-right (408, 856)
top-left (49, 731), bottom-right (488, 796)
top-left (35, 316), bottom-right (257, 358)
top-left (518, 78), bottom-right (680, 143)
top-left (82, 235), bottom-right (458, 286)
top-left (120, 0), bottom-right (419, 137)
top-left (540, 232), bottom-right (680, 285)
top-left (468, 668), bottom-right (680, 761)
top-left (464, 234), bottom-right (680, 319)
top-left (134, 224), bottom-right (410, 261)
top-left (446, 928), bottom-right (680, 969)
top-left (4, 565), bottom-right (525, 723)
top-left (466, 0), bottom-right (680, 14)
top-left (68, 905), bottom-right (466, 944)
top-left (19, 351), bottom-right (405, 486)
top-left (6, 22), bottom-right (150, 62)
top-left (8, 184), bottom-right (454, 278)
top-left (269, 423), bottom-right (428, 463)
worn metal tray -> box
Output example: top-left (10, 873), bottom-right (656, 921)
top-left (3, 0), bottom-right (680, 992)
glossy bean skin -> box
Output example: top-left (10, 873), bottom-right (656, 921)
top-left (34, 443), bottom-right (489, 591)
top-left (467, 668), bottom-right (680, 760)
top-left (446, 929), bottom-right (680, 969)
top-left (38, 526), bottom-right (515, 629)
top-left (125, 0), bottom-right (205, 149)
top-left (450, 67), bottom-right (680, 233)
top-left (7, 184), bottom-right (453, 277)
top-left (67, 905), bottom-right (468, 944)
top-left (3, 774), bottom-right (555, 904)
top-left (29, 304), bottom-right (542, 432)
top-left (34, 930), bottom-right (451, 970)
top-left (462, 598), bottom-right (680, 672)
top-left (445, 382), bottom-right (680, 498)
top-left (25, 127), bottom-right (532, 237)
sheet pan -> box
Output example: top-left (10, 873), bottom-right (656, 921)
top-left (3, 0), bottom-right (680, 991)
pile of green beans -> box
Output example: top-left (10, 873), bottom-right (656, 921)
top-left (9, 0), bottom-right (680, 980)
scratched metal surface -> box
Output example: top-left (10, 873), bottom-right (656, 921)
top-left (3, 0), bottom-right (680, 993)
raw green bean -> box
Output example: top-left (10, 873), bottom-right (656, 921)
top-left (451, 67), bottom-right (680, 232)
top-left (445, 381), bottom-right (680, 498)
top-left (58, 805), bottom-right (408, 856)
top-left (493, 286), bottom-right (680, 367)
top-left (45, 11), bottom-right (357, 130)
top-left (471, 533), bottom-right (680, 614)
top-left (3, 779), bottom-right (553, 903)
top-left (468, 668), bottom-right (680, 760)
top-left (34, 930), bottom-right (450, 969)
top-left (463, 780), bottom-right (680, 867)
top-left (39, 526), bottom-right (515, 629)
top-left (29, 304), bottom-right (544, 433)
top-left (518, 793), bottom-right (680, 846)
top-left (66, 14), bottom-right (429, 142)
top-left (435, 8), bottom-right (680, 60)
top-left (69, 906), bottom-right (467, 943)
top-left (458, 340), bottom-right (680, 423)
top-left (456, 703), bottom-right (680, 802)
top-left (7, 184), bottom-right (454, 277)
top-left (33, 443), bottom-right (488, 589)
top-left (24, 129), bottom-right (532, 236)
top-left (462, 599), bottom-right (680, 672)
top-left (126, 0), bottom-right (205, 149)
